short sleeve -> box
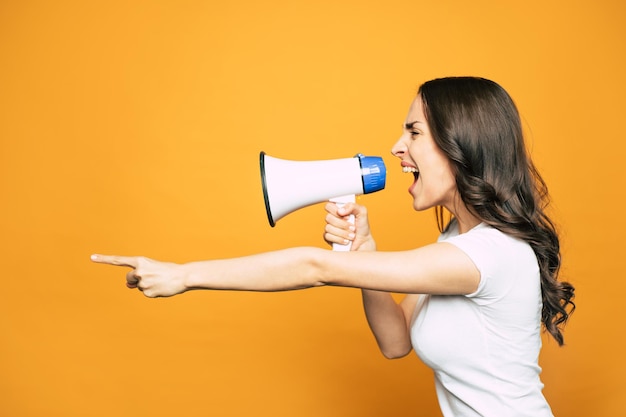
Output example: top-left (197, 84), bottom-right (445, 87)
top-left (441, 223), bottom-right (536, 304)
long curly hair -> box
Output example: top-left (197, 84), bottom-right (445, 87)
top-left (419, 77), bottom-right (575, 345)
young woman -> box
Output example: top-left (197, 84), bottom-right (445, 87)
top-left (93, 76), bottom-right (575, 417)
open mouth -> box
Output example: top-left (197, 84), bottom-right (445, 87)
top-left (402, 165), bottom-right (419, 192)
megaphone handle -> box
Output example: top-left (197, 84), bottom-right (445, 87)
top-left (329, 194), bottom-right (356, 252)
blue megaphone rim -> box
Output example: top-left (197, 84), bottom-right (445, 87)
top-left (356, 154), bottom-right (386, 194)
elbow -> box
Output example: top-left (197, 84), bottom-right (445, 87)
top-left (380, 344), bottom-right (412, 360)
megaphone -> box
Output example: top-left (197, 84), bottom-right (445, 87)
top-left (260, 152), bottom-right (386, 251)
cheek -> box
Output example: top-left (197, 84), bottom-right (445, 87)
top-left (441, 173), bottom-right (457, 196)
top-left (424, 157), bottom-right (457, 197)
top-left (432, 148), bottom-right (454, 180)
top-left (438, 162), bottom-right (457, 189)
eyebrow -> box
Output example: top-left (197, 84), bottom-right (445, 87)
top-left (404, 121), bottom-right (423, 130)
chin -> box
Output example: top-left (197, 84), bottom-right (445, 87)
top-left (412, 200), bottom-right (428, 212)
top-left (411, 196), bottom-right (436, 212)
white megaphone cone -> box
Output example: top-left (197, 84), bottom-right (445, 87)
top-left (260, 152), bottom-right (386, 251)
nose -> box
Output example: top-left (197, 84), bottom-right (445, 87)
top-left (391, 135), bottom-right (408, 158)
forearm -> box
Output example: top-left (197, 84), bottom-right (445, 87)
top-left (353, 236), bottom-right (412, 358)
top-left (181, 247), bottom-right (328, 292)
top-left (361, 290), bottom-right (413, 359)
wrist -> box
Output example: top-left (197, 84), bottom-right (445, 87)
top-left (355, 238), bottom-right (377, 252)
top-left (179, 262), bottom-right (196, 291)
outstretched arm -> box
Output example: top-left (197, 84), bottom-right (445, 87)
top-left (92, 241), bottom-right (477, 299)
top-left (92, 200), bottom-right (478, 305)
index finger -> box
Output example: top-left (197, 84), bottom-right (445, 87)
top-left (91, 254), bottom-right (139, 268)
top-left (325, 201), bottom-right (350, 216)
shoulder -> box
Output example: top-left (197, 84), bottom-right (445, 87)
top-left (441, 222), bottom-right (534, 263)
top-left (440, 222), bottom-right (539, 299)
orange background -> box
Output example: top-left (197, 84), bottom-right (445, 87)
top-left (1, 1), bottom-right (624, 416)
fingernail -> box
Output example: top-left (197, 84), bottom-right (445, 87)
top-left (349, 225), bottom-right (356, 232)
top-left (90, 254), bottom-right (98, 261)
top-left (348, 233), bottom-right (355, 240)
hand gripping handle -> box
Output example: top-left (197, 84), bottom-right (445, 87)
top-left (329, 194), bottom-right (356, 252)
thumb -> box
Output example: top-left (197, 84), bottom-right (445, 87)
top-left (337, 203), bottom-right (370, 231)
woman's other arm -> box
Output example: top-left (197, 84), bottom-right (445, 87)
top-left (325, 202), bottom-right (417, 359)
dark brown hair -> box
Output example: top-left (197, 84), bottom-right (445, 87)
top-left (419, 77), bottom-right (575, 345)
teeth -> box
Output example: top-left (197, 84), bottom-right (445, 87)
top-left (402, 166), bottom-right (419, 173)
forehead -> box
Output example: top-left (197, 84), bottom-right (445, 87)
top-left (405, 96), bottom-right (427, 124)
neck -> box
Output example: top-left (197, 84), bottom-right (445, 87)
top-left (448, 200), bottom-right (481, 234)
top-left (456, 215), bottom-right (482, 234)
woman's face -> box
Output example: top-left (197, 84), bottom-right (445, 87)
top-left (391, 96), bottom-right (458, 212)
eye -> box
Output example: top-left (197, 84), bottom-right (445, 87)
top-left (410, 130), bottom-right (421, 139)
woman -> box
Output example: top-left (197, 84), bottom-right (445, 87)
top-left (92, 76), bottom-right (575, 416)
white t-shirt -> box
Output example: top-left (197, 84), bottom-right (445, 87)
top-left (410, 222), bottom-right (553, 417)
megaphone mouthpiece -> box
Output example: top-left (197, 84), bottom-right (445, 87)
top-left (355, 154), bottom-right (386, 195)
